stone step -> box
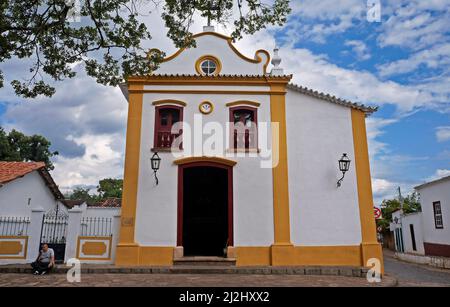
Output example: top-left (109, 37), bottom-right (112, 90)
top-left (173, 256), bottom-right (236, 266)
top-left (0, 264), bottom-right (369, 277)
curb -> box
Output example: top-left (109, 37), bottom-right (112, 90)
top-left (0, 265), bottom-right (372, 277)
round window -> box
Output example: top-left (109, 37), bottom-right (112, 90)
top-left (196, 56), bottom-right (221, 76)
top-left (200, 59), bottom-right (217, 75)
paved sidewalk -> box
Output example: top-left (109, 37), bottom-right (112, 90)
top-left (0, 273), bottom-right (396, 287)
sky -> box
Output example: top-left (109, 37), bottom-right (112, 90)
top-left (0, 0), bottom-right (449, 205)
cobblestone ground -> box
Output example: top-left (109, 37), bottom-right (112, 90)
top-left (384, 250), bottom-right (450, 287)
top-left (0, 273), bottom-right (392, 287)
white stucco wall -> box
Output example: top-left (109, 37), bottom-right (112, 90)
top-left (156, 34), bottom-right (268, 76)
top-left (0, 171), bottom-right (58, 217)
top-left (134, 89), bottom-right (275, 247)
top-left (417, 179), bottom-right (450, 246)
top-left (285, 89), bottom-right (362, 246)
top-left (401, 212), bottom-right (425, 255)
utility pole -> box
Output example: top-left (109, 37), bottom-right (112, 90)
top-left (397, 186), bottom-right (403, 210)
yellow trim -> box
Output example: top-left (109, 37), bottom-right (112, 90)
top-left (199, 101), bottom-right (214, 114)
top-left (158, 32), bottom-right (271, 74)
top-left (130, 90), bottom-right (283, 95)
top-left (0, 236), bottom-right (28, 259)
top-left (268, 81), bottom-right (292, 246)
top-left (139, 247), bottom-right (174, 266)
top-left (173, 156), bottom-right (237, 167)
top-left (152, 99), bottom-right (187, 107)
top-left (117, 84), bottom-right (143, 246)
top-left (195, 55), bottom-right (222, 76)
top-left (226, 100), bottom-right (261, 108)
top-left (116, 245), bottom-right (174, 266)
top-left (236, 245), bottom-right (363, 267)
top-left (76, 236), bottom-right (112, 260)
top-left (127, 75), bottom-right (291, 86)
top-left (351, 108), bottom-right (384, 273)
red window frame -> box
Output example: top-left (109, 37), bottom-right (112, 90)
top-left (153, 105), bottom-right (183, 150)
top-left (229, 106), bottom-right (258, 150)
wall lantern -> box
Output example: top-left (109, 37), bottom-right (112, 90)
top-left (150, 152), bottom-right (161, 185)
top-left (337, 153), bottom-right (351, 188)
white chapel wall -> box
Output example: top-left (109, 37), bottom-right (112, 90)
top-left (134, 90), bottom-right (275, 247)
top-left (156, 35), bottom-right (267, 76)
top-left (285, 89), bottom-right (363, 246)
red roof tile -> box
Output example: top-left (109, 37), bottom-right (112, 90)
top-left (0, 161), bottom-right (64, 200)
top-left (0, 161), bottom-right (46, 184)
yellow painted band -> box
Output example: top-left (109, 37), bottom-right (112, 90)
top-left (269, 81), bottom-right (292, 245)
top-left (225, 100), bottom-right (261, 108)
top-left (351, 109), bottom-right (384, 273)
top-left (173, 156), bottom-right (237, 167)
top-left (118, 85), bottom-right (143, 245)
top-left (152, 99), bottom-right (187, 107)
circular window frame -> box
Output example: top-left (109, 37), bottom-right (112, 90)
top-left (199, 101), bottom-right (214, 115)
top-left (195, 55), bottom-right (222, 76)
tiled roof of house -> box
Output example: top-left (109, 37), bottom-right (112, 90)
top-left (0, 161), bottom-right (64, 200)
top-left (89, 197), bottom-right (122, 208)
top-left (0, 161), bottom-right (46, 184)
top-left (60, 199), bottom-right (87, 209)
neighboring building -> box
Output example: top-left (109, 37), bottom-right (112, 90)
top-left (415, 176), bottom-right (450, 257)
top-left (0, 161), bottom-right (65, 216)
top-left (115, 27), bottom-right (382, 268)
top-left (390, 209), bottom-right (425, 255)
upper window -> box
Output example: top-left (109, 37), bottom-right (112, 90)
top-left (154, 106), bottom-right (183, 150)
top-left (200, 59), bottom-right (217, 75)
top-left (195, 55), bottom-right (221, 76)
top-left (433, 201), bottom-right (444, 229)
top-left (229, 107), bottom-right (258, 150)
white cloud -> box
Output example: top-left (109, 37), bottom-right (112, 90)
top-left (426, 169), bottom-right (450, 182)
top-left (52, 133), bottom-right (124, 192)
top-left (436, 126), bottom-right (450, 142)
top-left (344, 40), bottom-right (371, 61)
top-left (378, 1), bottom-right (450, 50)
top-left (377, 43), bottom-right (450, 77)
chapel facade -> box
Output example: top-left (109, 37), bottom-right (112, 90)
top-left (115, 28), bottom-right (383, 269)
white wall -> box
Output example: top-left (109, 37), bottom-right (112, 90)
top-left (0, 171), bottom-right (58, 217)
top-left (417, 180), bottom-right (450, 246)
top-left (134, 89), bottom-right (275, 247)
top-left (156, 34), bottom-right (268, 75)
top-left (401, 212), bottom-right (425, 255)
top-left (286, 89), bottom-right (362, 246)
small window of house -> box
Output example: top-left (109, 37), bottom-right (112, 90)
top-left (154, 106), bottom-right (183, 150)
top-left (229, 107), bottom-right (258, 150)
top-left (433, 201), bottom-right (444, 229)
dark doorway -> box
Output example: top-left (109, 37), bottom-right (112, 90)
top-left (180, 165), bottom-right (230, 256)
top-left (410, 224), bottom-right (417, 251)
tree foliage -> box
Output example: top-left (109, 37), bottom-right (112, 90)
top-left (0, 0), bottom-right (291, 98)
top-left (67, 178), bottom-right (123, 202)
top-left (377, 192), bottom-right (421, 230)
top-left (97, 178), bottom-right (123, 199)
top-left (0, 127), bottom-right (58, 169)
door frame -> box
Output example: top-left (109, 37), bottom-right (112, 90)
top-left (177, 161), bottom-right (234, 247)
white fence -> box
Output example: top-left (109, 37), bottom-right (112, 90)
top-left (0, 207), bottom-right (120, 265)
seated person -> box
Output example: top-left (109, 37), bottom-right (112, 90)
top-left (31, 244), bottom-right (55, 275)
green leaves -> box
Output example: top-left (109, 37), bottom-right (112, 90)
top-left (1, 0), bottom-right (291, 98)
top-left (0, 127), bottom-right (58, 170)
